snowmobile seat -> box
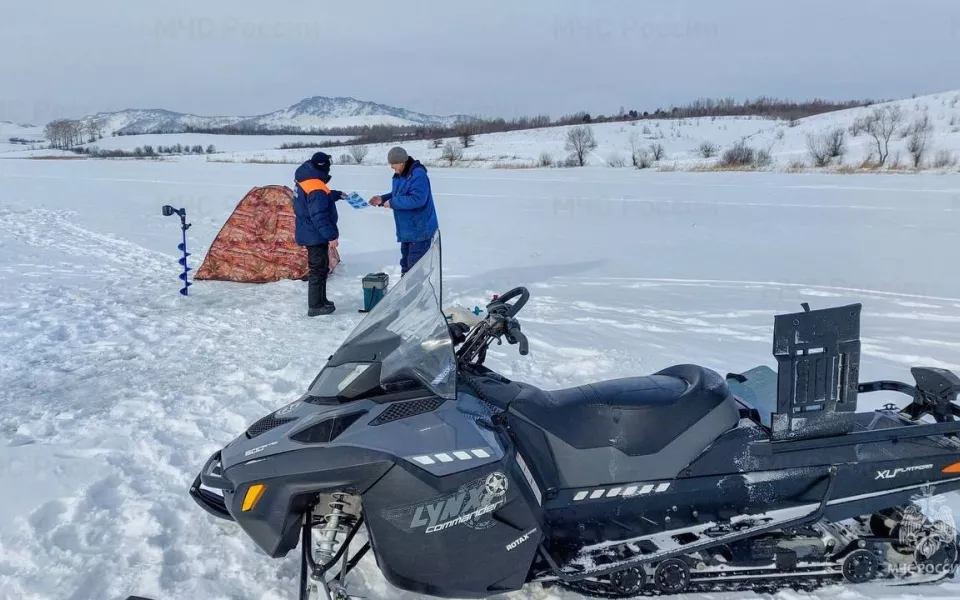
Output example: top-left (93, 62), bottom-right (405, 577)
top-left (510, 364), bottom-right (739, 459)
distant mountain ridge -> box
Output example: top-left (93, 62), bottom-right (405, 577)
top-left (0, 120), bottom-right (37, 130)
top-left (75, 96), bottom-right (474, 135)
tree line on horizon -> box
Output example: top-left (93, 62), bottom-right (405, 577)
top-left (45, 95), bottom-right (880, 150)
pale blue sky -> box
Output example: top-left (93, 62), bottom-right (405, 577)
top-left (1, 0), bottom-right (958, 124)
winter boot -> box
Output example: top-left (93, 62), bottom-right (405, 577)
top-left (308, 303), bottom-right (335, 316)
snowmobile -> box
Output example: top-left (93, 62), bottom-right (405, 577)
top-left (189, 231), bottom-right (960, 600)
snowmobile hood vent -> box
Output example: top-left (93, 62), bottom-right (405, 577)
top-left (369, 397), bottom-right (445, 426)
top-left (246, 413), bottom-right (297, 439)
top-left (290, 410), bottom-right (367, 444)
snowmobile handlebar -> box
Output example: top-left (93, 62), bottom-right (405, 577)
top-left (487, 287), bottom-right (529, 318)
top-left (454, 287), bottom-right (532, 365)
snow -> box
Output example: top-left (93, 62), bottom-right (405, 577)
top-left (72, 133), bottom-right (348, 154)
top-left (15, 89), bottom-right (960, 174)
top-left (69, 97), bottom-right (468, 137)
top-left (174, 89), bottom-right (960, 172)
top-left (0, 121), bottom-right (45, 154)
top-left (2, 157), bottom-right (960, 600)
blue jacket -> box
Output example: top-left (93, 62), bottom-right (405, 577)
top-left (381, 159), bottom-right (439, 242)
top-left (292, 161), bottom-right (342, 245)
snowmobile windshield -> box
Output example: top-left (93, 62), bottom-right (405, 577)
top-left (313, 231), bottom-right (456, 400)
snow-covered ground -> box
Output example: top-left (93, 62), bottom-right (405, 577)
top-left (2, 158), bottom-right (960, 600)
top-left (14, 89), bottom-right (960, 173)
top-left (0, 121), bottom-right (45, 154)
top-left (297, 89), bottom-right (960, 172)
top-left (69, 133), bottom-right (348, 154)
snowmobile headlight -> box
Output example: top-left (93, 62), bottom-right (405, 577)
top-left (242, 483), bottom-right (266, 511)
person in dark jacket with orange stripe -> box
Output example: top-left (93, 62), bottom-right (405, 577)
top-left (292, 152), bottom-right (344, 316)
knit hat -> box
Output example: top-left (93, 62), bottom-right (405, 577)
top-left (387, 146), bottom-right (408, 164)
top-left (310, 152), bottom-right (332, 172)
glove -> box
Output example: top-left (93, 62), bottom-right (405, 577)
top-left (448, 322), bottom-right (470, 345)
top-left (331, 190), bottom-right (344, 201)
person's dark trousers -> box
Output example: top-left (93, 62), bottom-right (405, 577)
top-left (306, 243), bottom-right (334, 315)
top-left (400, 239), bottom-right (432, 275)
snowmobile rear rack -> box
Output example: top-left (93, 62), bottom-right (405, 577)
top-left (729, 301), bottom-right (960, 453)
top-left (757, 419), bottom-right (960, 454)
top-left (757, 365), bottom-right (960, 454)
top-left (770, 302), bottom-right (862, 441)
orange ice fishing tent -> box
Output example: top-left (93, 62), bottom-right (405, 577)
top-left (194, 185), bottom-right (339, 283)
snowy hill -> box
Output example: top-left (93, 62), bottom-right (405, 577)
top-left (0, 121), bottom-right (46, 154)
top-left (238, 96), bottom-right (472, 130)
top-left (49, 89), bottom-right (954, 174)
top-left (75, 96), bottom-right (473, 136)
top-left (231, 89), bottom-right (958, 172)
top-left (78, 108), bottom-right (246, 136)
top-left (0, 120), bottom-right (37, 130)
top-left (15, 89), bottom-right (960, 174)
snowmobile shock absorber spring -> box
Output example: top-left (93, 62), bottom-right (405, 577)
top-left (315, 493), bottom-right (352, 565)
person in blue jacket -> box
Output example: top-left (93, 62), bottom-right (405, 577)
top-left (368, 147), bottom-right (439, 275)
top-left (292, 151), bottom-right (344, 316)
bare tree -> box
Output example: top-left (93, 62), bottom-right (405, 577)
top-left (827, 128), bottom-right (845, 159)
top-left (441, 141), bottom-right (463, 166)
top-left (805, 131), bottom-right (831, 167)
top-left (606, 153), bottom-right (626, 167)
top-left (906, 114), bottom-right (932, 168)
top-left (44, 119), bottom-right (85, 149)
top-left (349, 144), bottom-right (369, 165)
top-left (628, 131), bottom-right (643, 167)
top-left (721, 139), bottom-right (755, 166)
top-left (43, 120), bottom-right (64, 149)
top-left (635, 150), bottom-right (652, 169)
top-left (84, 117), bottom-right (105, 142)
top-left (933, 149), bottom-right (957, 168)
top-left (698, 141), bottom-right (718, 158)
top-left (457, 124), bottom-right (476, 148)
top-left (68, 120), bottom-right (84, 147)
top-left (565, 125), bottom-right (597, 166)
top-left (850, 105), bottom-right (905, 166)
top-left (649, 142), bottom-right (666, 161)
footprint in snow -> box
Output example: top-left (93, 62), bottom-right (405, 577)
top-left (28, 499), bottom-right (69, 536)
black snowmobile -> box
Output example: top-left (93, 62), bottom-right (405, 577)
top-left (189, 232), bottom-right (960, 600)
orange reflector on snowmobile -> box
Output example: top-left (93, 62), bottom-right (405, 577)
top-left (242, 484), bottom-right (266, 511)
top-left (942, 462), bottom-right (960, 474)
